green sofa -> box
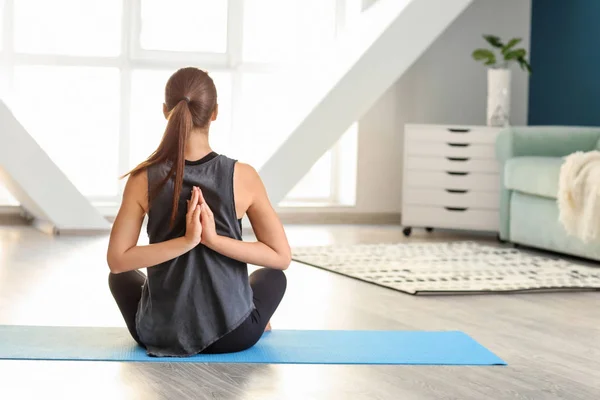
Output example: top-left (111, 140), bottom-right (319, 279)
top-left (496, 126), bottom-right (600, 261)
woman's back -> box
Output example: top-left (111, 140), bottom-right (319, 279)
top-left (137, 152), bottom-right (253, 356)
top-left (107, 67), bottom-right (290, 357)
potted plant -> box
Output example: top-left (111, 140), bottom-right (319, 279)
top-left (472, 35), bottom-right (532, 127)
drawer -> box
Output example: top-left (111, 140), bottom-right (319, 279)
top-left (401, 205), bottom-right (499, 231)
top-left (404, 171), bottom-right (500, 191)
top-left (405, 125), bottom-right (501, 145)
top-left (405, 156), bottom-right (499, 173)
top-left (403, 188), bottom-right (500, 209)
top-left (406, 141), bottom-right (496, 159)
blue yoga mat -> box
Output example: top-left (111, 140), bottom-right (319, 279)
top-left (0, 326), bottom-right (505, 365)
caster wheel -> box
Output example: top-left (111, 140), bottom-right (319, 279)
top-left (402, 227), bottom-right (412, 237)
top-left (425, 227), bottom-right (434, 233)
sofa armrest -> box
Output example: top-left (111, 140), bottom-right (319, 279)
top-left (495, 126), bottom-right (600, 241)
top-left (496, 126), bottom-right (600, 162)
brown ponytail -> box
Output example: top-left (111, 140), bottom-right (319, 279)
top-left (124, 67), bottom-right (217, 227)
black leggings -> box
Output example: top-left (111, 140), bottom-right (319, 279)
top-left (108, 268), bottom-right (287, 354)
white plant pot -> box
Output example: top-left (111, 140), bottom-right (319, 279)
top-left (487, 68), bottom-right (511, 127)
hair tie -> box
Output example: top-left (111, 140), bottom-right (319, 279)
top-left (183, 96), bottom-right (191, 104)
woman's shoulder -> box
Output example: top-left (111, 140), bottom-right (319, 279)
top-left (232, 161), bottom-right (263, 216)
top-left (233, 161), bottom-right (264, 199)
top-left (127, 168), bottom-right (148, 187)
top-left (233, 161), bottom-right (260, 183)
top-left (124, 168), bottom-right (149, 211)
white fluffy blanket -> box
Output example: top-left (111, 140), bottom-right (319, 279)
top-left (558, 151), bottom-right (600, 243)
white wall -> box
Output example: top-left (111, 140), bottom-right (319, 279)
top-left (354, 0), bottom-right (532, 214)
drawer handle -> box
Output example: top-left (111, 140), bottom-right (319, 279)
top-left (445, 189), bottom-right (468, 194)
top-left (446, 157), bottom-right (470, 162)
top-left (447, 142), bottom-right (470, 147)
top-left (447, 128), bottom-right (470, 133)
top-left (445, 207), bottom-right (468, 212)
top-left (446, 171), bottom-right (469, 176)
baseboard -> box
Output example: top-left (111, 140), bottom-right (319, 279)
top-left (0, 205), bottom-right (29, 226)
top-left (2, 203), bottom-right (400, 231)
top-left (31, 219), bottom-right (112, 236)
top-left (104, 211), bottom-right (400, 226)
top-left (0, 213), bottom-right (29, 226)
top-left (278, 212), bottom-right (401, 225)
top-left (0, 206), bottom-right (112, 234)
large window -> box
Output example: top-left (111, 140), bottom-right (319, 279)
top-left (0, 0), bottom-right (360, 208)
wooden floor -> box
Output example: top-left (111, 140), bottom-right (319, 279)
top-left (0, 224), bottom-right (599, 400)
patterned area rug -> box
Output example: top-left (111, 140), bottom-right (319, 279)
top-left (291, 241), bottom-right (600, 295)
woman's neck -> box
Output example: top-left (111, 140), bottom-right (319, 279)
top-left (185, 129), bottom-right (213, 161)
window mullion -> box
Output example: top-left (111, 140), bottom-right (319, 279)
top-left (226, 0), bottom-right (244, 68)
top-left (1, 0), bottom-right (14, 52)
top-left (129, 0), bottom-right (142, 61)
top-left (227, 0), bottom-right (244, 155)
top-left (117, 0), bottom-right (135, 198)
top-left (1, 0), bottom-right (15, 94)
top-left (11, 54), bottom-right (121, 67)
top-left (335, 0), bottom-right (347, 35)
top-left (323, 0), bottom-right (348, 205)
top-left (329, 146), bottom-right (341, 204)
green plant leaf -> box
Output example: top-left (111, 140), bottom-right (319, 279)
top-left (483, 34), bottom-right (503, 49)
top-left (505, 48), bottom-right (526, 61)
top-left (518, 57), bottom-right (532, 73)
top-left (502, 38), bottom-right (522, 55)
top-left (472, 49), bottom-right (496, 66)
top-left (515, 57), bottom-right (531, 73)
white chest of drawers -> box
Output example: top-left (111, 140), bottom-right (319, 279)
top-left (401, 124), bottom-right (502, 236)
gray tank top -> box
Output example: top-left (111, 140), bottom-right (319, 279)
top-left (135, 153), bottom-right (254, 357)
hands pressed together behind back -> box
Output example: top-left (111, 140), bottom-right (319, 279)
top-left (184, 186), bottom-right (203, 247)
top-left (184, 186), bottom-right (218, 249)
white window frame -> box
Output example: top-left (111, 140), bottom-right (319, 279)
top-left (0, 0), bottom-right (358, 207)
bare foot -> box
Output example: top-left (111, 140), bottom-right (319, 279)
top-left (264, 321), bottom-right (272, 332)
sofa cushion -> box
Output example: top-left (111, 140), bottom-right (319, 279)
top-left (504, 157), bottom-right (563, 199)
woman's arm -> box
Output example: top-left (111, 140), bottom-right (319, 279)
top-left (106, 172), bottom-right (203, 274)
top-left (199, 164), bottom-right (291, 270)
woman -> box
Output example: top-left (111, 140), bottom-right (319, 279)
top-left (106, 67), bottom-right (291, 357)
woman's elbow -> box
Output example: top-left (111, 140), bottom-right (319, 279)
top-left (106, 253), bottom-right (124, 274)
top-left (278, 251), bottom-right (292, 270)
top-left (108, 261), bottom-right (123, 274)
